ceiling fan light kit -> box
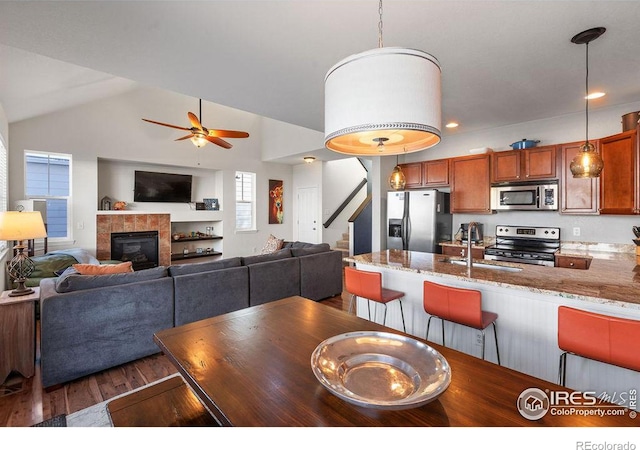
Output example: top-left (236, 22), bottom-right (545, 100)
top-left (142, 99), bottom-right (249, 149)
top-left (324, 0), bottom-right (441, 156)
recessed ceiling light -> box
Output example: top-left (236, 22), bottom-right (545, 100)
top-left (586, 92), bottom-right (605, 100)
top-left (445, 122), bottom-right (459, 128)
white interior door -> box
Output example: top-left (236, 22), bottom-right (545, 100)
top-left (297, 186), bottom-right (319, 243)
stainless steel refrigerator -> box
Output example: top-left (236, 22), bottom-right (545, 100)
top-left (387, 190), bottom-right (452, 253)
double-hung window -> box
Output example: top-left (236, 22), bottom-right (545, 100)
top-left (235, 171), bottom-right (256, 231)
top-left (24, 151), bottom-right (71, 239)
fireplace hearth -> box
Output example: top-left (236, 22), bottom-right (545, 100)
top-left (111, 231), bottom-right (159, 271)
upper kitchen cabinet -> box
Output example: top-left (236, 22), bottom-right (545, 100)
top-left (399, 159), bottom-right (449, 188)
top-left (559, 141), bottom-right (600, 215)
top-left (599, 128), bottom-right (639, 214)
top-left (491, 145), bottom-right (557, 183)
top-left (450, 154), bottom-right (492, 214)
top-left (399, 162), bottom-right (423, 188)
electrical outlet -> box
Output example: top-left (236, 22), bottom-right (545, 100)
top-left (476, 332), bottom-right (483, 346)
top-left (573, 227), bottom-right (581, 237)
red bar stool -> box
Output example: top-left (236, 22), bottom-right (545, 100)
top-left (423, 280), bottom-right (500, 365)
top-left (344, 266), bottom-right (406, 332)
top-left (557, 306), bottom-right (640, 386)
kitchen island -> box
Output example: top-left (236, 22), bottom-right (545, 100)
top-left (345, 250), bottom-right (640, 404)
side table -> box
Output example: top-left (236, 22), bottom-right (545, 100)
top-left (0, 287), bottom-right (39, 384)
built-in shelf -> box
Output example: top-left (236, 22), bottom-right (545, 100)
top-left (172, 235), bottom-right (223, 243)
top-left (171, 251), bottom-right (222, 262)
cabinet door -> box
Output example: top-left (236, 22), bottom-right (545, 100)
top-left (525, 145), bottom-right (557, 180)
top-left (491, 151), bottom-right (521, 183)
top-left (399, 163), bottom-right (423, 188)
top-left (423, 159), bottom-right (449, 186)
top-left (451, 154), bottom-right (492, 214)
top-left (559, 141), bottom-right (600, 214)
top-left (599, 129), bottom-right (638, 214)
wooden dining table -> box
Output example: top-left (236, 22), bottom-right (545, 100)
top-left (153, 296), bottom-right (637, 427)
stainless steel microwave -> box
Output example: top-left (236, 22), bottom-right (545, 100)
top-left (490, 183), bottom-right (558, 211)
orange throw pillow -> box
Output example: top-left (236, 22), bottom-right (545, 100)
top-left (73, 262), bottom-right (134, 275)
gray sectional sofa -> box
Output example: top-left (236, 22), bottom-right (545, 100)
top-left (39, 242), bottom-right (343, 388)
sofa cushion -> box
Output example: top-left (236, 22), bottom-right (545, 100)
top-left (248, 257), bottom-right (300, 306)
top-left (55, 266), bottom-right (169, 293)
top-left (73, 261), bottom-right (133, 275)
top-left (168, 257), bottom-right (242, 277)
top-left (261, 234), bottom-right (284, 254)
top-left (241, 248), bottom-right (292, 266)
top-left (290, 243), bottom-right (331, 257)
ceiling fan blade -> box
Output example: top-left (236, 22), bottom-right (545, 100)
top-left (141, 118), bottom-right (190, 131)
top-left (208, 129), bottom-right (250, 139)
top-left (205, 135), bottom-right (233, 149)
top-left (175, 134), bottom-right (194, 141)
top-left (188, 112), bottom-right (203, 130)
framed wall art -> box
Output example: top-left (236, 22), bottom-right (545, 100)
top-left (268, 180), bottom-right (283, 224)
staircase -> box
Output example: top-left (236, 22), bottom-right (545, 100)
top-left (334, 231), bottom-right (350, 262)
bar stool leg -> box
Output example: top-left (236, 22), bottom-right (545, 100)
top-left (382, 304), bottom-right (388, 327)
top-left (481, 330), bottom-right (486, 360)
top-left (492, 322), bottom-right (501, 366)
top-left (398, 300), bottom-right (406, 333)
top-left (558, 352), bottom-right (568, 386)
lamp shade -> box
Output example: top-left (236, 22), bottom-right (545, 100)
top-left (324, 47), bottom-right (441, 156)
top-left (0, 211), bottom-right (47, 240)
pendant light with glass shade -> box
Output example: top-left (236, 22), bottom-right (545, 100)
top-left (569, 27), bottom-right (606, 178)
top-left (388, 155), bottom-right (406, 190)
top-left (324, 0), bottom-right (441, 156)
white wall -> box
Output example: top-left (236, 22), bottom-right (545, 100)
top-left (7, 86), bottom-right (322, 258)
top-left (0, 102), bottom-right (8, 289)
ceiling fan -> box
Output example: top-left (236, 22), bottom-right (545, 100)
top-left (142, 99), bottom-right (249, 149)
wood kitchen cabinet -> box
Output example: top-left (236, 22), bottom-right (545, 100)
top-left (399, 162), bottom-right (423, 188)
top-left (599, 128), bottom-right (638, 214)
top-left (559, 141), bottom-right (600, 214)
top-left (450, 153), bottom-right (492, 214)
top-left (555, 254), bottom-right (592, 270)
top-left (491, 145), bottom-right (557, 183)
top-left (442, 244), bottom-right (485, 260)
top-left (399, 159), bottom-right (449, 188)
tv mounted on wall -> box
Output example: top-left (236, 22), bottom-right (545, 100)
top-left (134, 170), bottom-right (193, 203)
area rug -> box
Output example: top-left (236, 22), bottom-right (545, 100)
top-left (0, 376), bottom-right (24, 398)
top-left (31, 414), bottom-right (67, 427)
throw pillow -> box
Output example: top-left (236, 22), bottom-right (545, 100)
top-left (261, 234), bottom-right (284, 254)
top-left (73, 261), bottom-right (133, 275)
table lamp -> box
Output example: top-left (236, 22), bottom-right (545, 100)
top-left (0, 211), bottom-right (47, 296)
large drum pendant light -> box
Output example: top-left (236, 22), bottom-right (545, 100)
top-left (324, 1), bottom-right (441, 156)
top-left (569, 27), bottom-right (606, 178)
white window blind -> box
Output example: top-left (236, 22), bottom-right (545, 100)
top-left (25, 151), bottom-right (71, 239)
top-left (235, 171), bottom-right (256, 231)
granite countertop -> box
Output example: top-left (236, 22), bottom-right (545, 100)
top-left (345, 249), bottom-right (640, 309)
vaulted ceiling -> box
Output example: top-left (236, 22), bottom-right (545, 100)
top-left (1, 1), bottom-right (640, 150)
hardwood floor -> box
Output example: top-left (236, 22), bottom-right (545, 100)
top-left (0, 291), bottom-right (350, 427)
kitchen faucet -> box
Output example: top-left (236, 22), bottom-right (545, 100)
top-left (466, 222), bottom-right (480, 269)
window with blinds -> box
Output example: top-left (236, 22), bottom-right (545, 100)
top-left (25, 151), bottom-right (71, 239)
top-left (235, 171), bottom-right (256, 231)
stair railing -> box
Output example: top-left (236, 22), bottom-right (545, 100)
top-left (323, 177), bottom-right (367, 228)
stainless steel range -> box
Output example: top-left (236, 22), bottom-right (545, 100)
top-left (484, 225), bottom-right (560, 267)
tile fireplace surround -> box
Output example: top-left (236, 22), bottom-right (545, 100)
top-left (96, 213), bottom-right (171, 266)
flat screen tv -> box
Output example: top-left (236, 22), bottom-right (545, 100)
top-left (134, 170), bottom-right (192, 203)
